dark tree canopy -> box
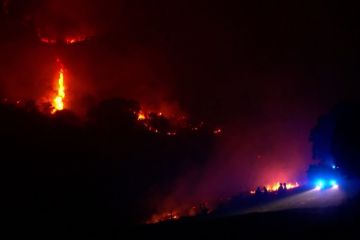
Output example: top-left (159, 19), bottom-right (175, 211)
top-left (310, 102), bottom-right (360, 178)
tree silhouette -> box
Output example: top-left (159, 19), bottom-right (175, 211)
top-left (310, 102), bottom-right (360, 177)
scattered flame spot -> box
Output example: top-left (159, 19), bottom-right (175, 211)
top-left (38, 35), bottom-right (89, 45)
top-left (65, 36), bottom-right (88, 44)
top-left (148, 211), bottom-right (181, 224)
top-left (40, 37), bottom-right (56, 44)
top-left (134, 109), bottom-right (219, 137)
top-left (147, 202), bottom-right (212, 224)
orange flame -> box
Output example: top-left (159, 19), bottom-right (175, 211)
top-left (250, 182), bottom-right (300, 194)
top-left (137, 111), bottom-right (146, 120)
top-left (52, 60), bottom-right (65, 113)
top-left (148, 211), bottom-right (180, 224)
top-left (264, 182), bottom-right (299, 192)
top-left (284, 182), bottom-right (300, 189)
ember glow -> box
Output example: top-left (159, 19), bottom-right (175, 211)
top-left (147, 203), bottom-right (211, 224)
top-left (38, 33), bottom-right (90, 45)
top-left (65, 35), bottom-right (89, 44)
top-left (134, 109), bottom-right (221, 137)
top-left (52, 59), bottom-right (66, 113)
top-left (40, 37), bottom-right (57, 44)
top-left (148, 211), bottom-right (180, 224)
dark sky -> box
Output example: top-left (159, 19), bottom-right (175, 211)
top-left (1, 0), bottom-right (360, 208)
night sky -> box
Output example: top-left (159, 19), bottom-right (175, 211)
top-left (1, 0), bottom-right (360, 212)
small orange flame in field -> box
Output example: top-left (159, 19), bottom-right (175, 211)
top-left (137, 111), bottom-right (146, 120)
top-left (52, 59), bottom-right (65, 114)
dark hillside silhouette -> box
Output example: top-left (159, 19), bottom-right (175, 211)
top-left (0, 98), bottom-right (216, 224)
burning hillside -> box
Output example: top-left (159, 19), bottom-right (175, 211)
top-left (1, 0), bottom-right (347, 228)
top-left (249, 182), bottom-right (300, 194)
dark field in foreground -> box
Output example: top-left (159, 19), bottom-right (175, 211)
top-left (136, 196), bottom-right (360, 239)
top-left (4, 194), bottom-right (360, 239)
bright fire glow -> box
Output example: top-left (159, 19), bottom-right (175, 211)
top-left (250, 182), bottom-right (300, 194)
top-left (137, 111), bottom-right (146, 120)
top-left (265, 182), bottom-right (300, 192)
top-left (52, 60), bottom-right (65, 113)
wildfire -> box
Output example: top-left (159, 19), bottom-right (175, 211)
top-left (147, 203), bottom-right (211, 224)
top-left (149, 181), bottom-right (300, 224)
top-left (38, 33), bottom-right (90, 45)
top-left (137, 111), bottom-right (146, 121)
top-left (65, 35), bottom-right (89, 44)
top-left (134, 109), bottom-right (222, 138)
top-left (148, 211), bottom-right (180, 224)
top-left (52, 59), bottom-right (65, 113)
top-left (266, 182), bottom-right (300, 192)
top-left (250, 182), bottom-right (300, 194)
